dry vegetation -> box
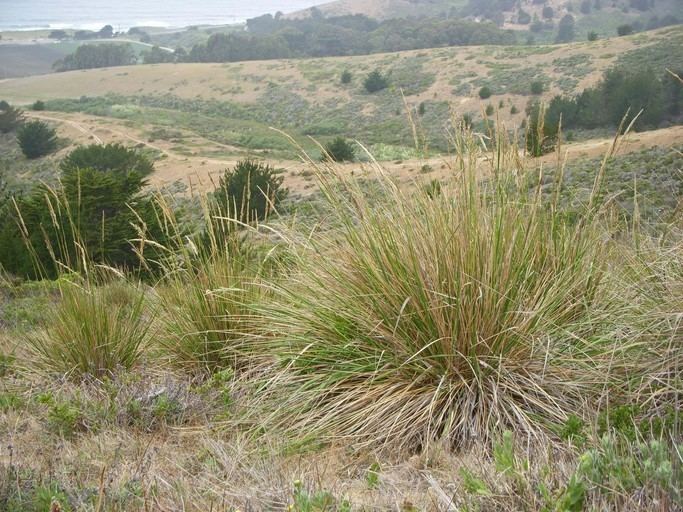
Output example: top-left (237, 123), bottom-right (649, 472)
top-left (1, 121), bottom-right (682, 510)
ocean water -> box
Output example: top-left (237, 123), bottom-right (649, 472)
top-left (0, 0), bottom-right (324, 31)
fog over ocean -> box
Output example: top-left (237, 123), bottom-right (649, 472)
top-left (0, 0), bottom-right (323, 31)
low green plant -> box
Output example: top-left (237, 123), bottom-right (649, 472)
top-left (47, 400), bottom-right (84, 437)
top-left (0, 392), bottom-right (23, 412)
top-left (478, 86), bottom-right (492, 99)
top-left (460, 468), bottom-right (492, 496)
top-left (366, 462), bottom-right (381, 489)
top-left (340, 70), bottom-right (352, 84)
top-left (290, 480), bottom-right (342, 512)
top-left (31, 100), bottom-right (46, 111)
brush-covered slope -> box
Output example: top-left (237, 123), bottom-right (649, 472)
top-left (292, 0), bottom-right (681, 37)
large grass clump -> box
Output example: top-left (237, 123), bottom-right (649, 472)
top-left (257, 130), bottom-right (625, 450)
top-left (26, 278), bottom-right (153, 378)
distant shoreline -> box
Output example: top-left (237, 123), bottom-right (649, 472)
top-left (0, 21), bottom-right (242, 35)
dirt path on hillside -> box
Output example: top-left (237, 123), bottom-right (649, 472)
top-left (28, 111), bottom-right (683, 196)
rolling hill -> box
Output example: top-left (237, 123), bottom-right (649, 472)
top-left (291, 0), bottom-right (681, 36)
top-left (0, 26), bottom-right (679, 158)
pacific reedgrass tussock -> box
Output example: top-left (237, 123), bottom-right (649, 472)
top-left (26, 276), bottom-right (153, 379)
top-left (253, 128), bottom-right (629, 451)
top-left (143, 192), bottom-right (274, 376)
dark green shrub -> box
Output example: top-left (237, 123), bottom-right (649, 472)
top-left (323, 137), bottom-right (356, 162)
top-left (479, 86), bottom-right (492, 99)
top-left (617, 24), bottom-right (634, 36)
top-left (517, 9), bottom-right (531, 24)
top-left (587, 31), bottom-right (599, 41)
top-left (418, 102), bottom-right (426, 116)
top-left (0, 103), bottom-right (24, 133)
top-left (485, 104), bottom-right (495, 116)
top-left (31, 100), bottom-right (46, 111)
top-left (530, 81), bottom-right (544, 95)
top-left (17, 121), bottom-right (57, 159)
top-left (61, 143), bottom-right (154, 176)
top-left (0, 144), bottom-right (163, 278)
top-left (511, 105), bottom-right (519, 114)
top-left (214, 160), bottom-right (287, 224)
top-left (542, 6), bottom-right (554, 18)
top-left (341, 70), bottom-right (352, 84)
top-left (556, 14), bottom-right (576, 43)
top-left (364, 70), bottom-right (389, 93)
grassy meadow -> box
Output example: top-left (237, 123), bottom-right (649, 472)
top-left (1, 119), bottom-right (682, 510)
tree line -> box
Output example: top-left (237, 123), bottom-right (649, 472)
top-left (185, 14), bottom-right (517, 62)
top-left (527, 67), bottom-right (682, 155)
top-left (54, 43), bottom-right (136, 72)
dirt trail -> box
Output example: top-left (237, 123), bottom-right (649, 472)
top-left (27, 111), bottom-right (683, 196)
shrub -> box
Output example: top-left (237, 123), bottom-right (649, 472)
top-left (542, 6), bottom-right (554, 18)
top-left (26, 279), bottom-right (152, 378)
top-left (214, 160), bottom-right (287, 224)
top-left (60, 143), bottom-right (154, 176)
top-left (485, 104), bottom-right (495, 116)
top-left (0, 103), bottom-right (24, 133)
top-left (479, 86), bottom-right (492, 99)
top-left (17, 120), bottom-right (57, 158)
top-left (556, 14), bottom-right (576, 43)
top-left (0, 145), bottom-right (161, 278)
top-left (517, 9), bottom-right (531, 24)
top-left (323, 137), bottom-right (356, 162)
top-left (364, 69), bottom-right (389, 93)
top-left (530, 81), bottom-right (544, 95)
top-left (588, 31), bottom-right (599, 41)
top-left (617, 24), bottom-right (634, 36)
top-left (31, 100), bottom-right (46, 111)
top-left (511, 105), bottom-right (519, 114)
top-left (340, 70), bottom-right (352, 84)
top-left (418, 102), bottom-right (426, 116)
top-left (256, 129), bottom-right (616, 450)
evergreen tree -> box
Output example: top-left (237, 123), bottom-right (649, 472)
top-left (556, 15), bottom-right (576, 43)
top-left (61, 143), bottom-right (154, 177)
top-left (0, 103), bottom-right (24, 133)
top-left (0, 145), bottom-right (162, 278)
top-left (364, 70), bottom-right (389, 93)
top-left (213, 160), bottom-right (287, 225)
top-left (17, 121), bottom-right (57, 159)
top-left (323, 137), bottom-right (356, 162)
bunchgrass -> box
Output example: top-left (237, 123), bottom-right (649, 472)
top-left (26, 277), bottom-right (152, 378)
top-left (254, 127), bottom-right (627, 450)
top-left (146, 191), bottom-right (272, 375)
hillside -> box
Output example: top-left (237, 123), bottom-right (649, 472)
top-left (292, 0), bottom-right (681, 38)
top-left (0, 26), bottom-right (680, 164)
